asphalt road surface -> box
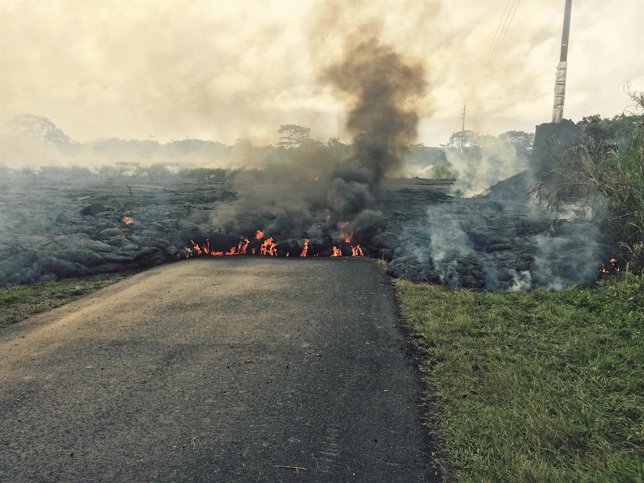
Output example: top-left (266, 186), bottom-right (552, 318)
top-left (1, 258), bottom-right (436, 482)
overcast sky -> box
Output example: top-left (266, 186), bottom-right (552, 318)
top-left (1, 0), bottom-right (642, 146)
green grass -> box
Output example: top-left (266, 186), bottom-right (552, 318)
top-left (0, 273), bottom-right (133, 328)
top-left (396, 273), bottom-right (644, 482)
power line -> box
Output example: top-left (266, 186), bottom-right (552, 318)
top-left (483, 0), bottom-right (513, 74)
top-left (473, 0), bottom-right (521, 97)
top-left (472, 0), bottom-right (514, 95)
top-left (454, 1), bottom-right (521, 146)
top-left (478, 0), bottom-right (521, 94)
top-left (493, 0), bottom-right (521, 64)
top-left (461, 104), bottom-right (466, 149)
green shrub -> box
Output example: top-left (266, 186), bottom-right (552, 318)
top-left (531, 91), bottom-right (644, 273)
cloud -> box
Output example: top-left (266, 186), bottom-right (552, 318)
top-left (1, 0), bottom-right (642, 146)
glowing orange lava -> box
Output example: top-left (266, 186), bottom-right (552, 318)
top-left (186, 228), bottom-right (365, 259)
top-left (338, 221), bottom-right (352, 243)
top-left (300, 239), bottom-right (309, 257)
top-left (599, 257), bottom-right (620, 274)
top-left (260, 237), bottom-right (278, 256)
top-left (351, 245), bottom-right (364, 256)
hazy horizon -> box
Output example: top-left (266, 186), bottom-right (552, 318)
top-left (1, 0), bottom-right (643, 147)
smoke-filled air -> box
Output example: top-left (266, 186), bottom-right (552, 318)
top-left (1, 0), bottom-right (642, 289)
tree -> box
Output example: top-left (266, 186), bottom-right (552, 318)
top-left (325, 137), bottom-right (345, 149)
top-left (577, 114), bottom-right (638, 149)
top-left (499, 130), bottom-right (534, 154)
top-left (477, 134), bottom-right (500, 147)
top-left (277, 124), bottom-right (311, 149)
top-left (447, 130), bottom-right (479, 148)
top-left (8, 114), bottom-right (71, 148)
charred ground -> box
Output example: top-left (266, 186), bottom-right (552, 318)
top-left (0, 165), bottom-right (608, 290)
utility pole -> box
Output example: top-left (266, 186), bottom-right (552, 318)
top-left (460, 105), bottom-right (466, 149)
top-left (552, 0), bottom-right (572, 123)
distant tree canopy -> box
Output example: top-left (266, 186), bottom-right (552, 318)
top-left (577, 113), bottom-right (639, 149)
top-left (325, 137), bottom-right (344, 149)
top-left (447, 130), bottom-right (479, 148)
top-left (499, 130), bottom-right (534, 152)
top-left (446, 129), bottom-right (534, 154)
top-left (277, 124), bottom-right (311, 149)
top-left (8, 114), bottom-right (71, 147)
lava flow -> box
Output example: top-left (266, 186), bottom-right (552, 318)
top-left (599, 257), bottom-right (620, 275)
top-left (185, 229), bottom-right (364, 259)
top-left (300, 239), bottom-right (309, 257)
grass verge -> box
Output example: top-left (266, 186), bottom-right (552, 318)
top-left (395, 273), bottom-right (643, 482)
top-left (0, 272), bottom-right (133, 329)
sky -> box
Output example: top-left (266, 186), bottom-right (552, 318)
top-left (1, 0), bottom-right (642, 147)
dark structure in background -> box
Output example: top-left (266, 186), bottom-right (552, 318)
top-left (532, 119), bottom-right (583, 177)
top-left (532, 0), bottom-right (580, 176)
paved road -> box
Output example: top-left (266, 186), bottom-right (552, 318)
top-left (0, 259), bottom-right (436, 482)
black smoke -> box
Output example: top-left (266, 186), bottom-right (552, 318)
top-left (323, 37), bottom-right (427, 188)
top-left (209, 25), bottom-right (428, 248)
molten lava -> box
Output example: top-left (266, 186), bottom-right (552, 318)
top-left (260, 237), bottom-right (278, 256)
top-left (121, 216), bottom-right (135, 226)
top-left (599, 257), bottom-right (620, 275)
top-left (338, 221), bottom-right (353, 243)
top-left (300, 239), bottom-right (309, 257)
top-left (186, 229), bottom-right (365, 259)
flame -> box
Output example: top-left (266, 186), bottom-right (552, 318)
top-left (338, 221), bottom-right (353, 243)
top-left (260, 237), bottom-right (278, 256)
top-left (185, 229), bottom-right (366, 259)
top-left (237, 238), bottom-right (250, 255)
top-left (121, 216), bottom-right (135, 226)
top-left (300, 239), bottom-right (309, 257)
top-left (599, 257), bottom-right (621, 275)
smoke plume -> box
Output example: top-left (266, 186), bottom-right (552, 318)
top-left (322, 32), bottom-right (427, 219)
top-left (209, 9), bottom-right (429, 243)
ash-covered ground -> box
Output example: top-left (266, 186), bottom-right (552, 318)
top-left (0, 165), bottom-right (606, 290)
